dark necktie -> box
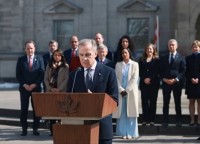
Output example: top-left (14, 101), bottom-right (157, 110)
top-left (170, 53), bottom-right (174, 65)
top-left (85, 69), bottom-right (92, 90)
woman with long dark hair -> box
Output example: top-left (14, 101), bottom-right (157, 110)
top-left (113, 35), bottom-right (136, 65)
top-left (44, 49), bottom-right (69, 135)
top-left (113, 48), bottom-right (139, 139)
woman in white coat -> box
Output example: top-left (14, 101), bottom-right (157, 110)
top-left (113, 48), bottom-right (139, 139)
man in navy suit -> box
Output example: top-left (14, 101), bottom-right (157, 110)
top-left (160, 39), bottom-right (186, 127)
top-left (42, 40), bottom-right (58, 69)
top-left (67, 39), bottom-right (118, 144)
top-left (95, 32), bottom-right (113, 61)
top-left (16, 40), bottom-right (44, 136)
top-left (96, 43), bottom-right (114, 68)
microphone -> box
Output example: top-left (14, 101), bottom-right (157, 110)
top-left (71, 67), bottom-right (81, 92)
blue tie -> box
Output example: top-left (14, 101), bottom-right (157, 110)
top-left (85, 69), bottom-right (92, 90)
top-left (170, 53), bottom-right (174, 65)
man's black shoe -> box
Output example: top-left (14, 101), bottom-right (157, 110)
top-left (197, 137), bottom-right (200, 140)
top-left (21, 130), bottom-right (27, 136)
top-left (33, 130), bottom-right (40, 136)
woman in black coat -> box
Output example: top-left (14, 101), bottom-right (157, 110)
top-left (139, 43), bottom-right (160, 126)
top-left (185, 40), bottom-right (200, 126)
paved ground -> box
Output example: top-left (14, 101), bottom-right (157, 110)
top-left (0, 89), bottom-right (199, 144)
top-left (0, 89), bottom-right (190, 115)
top-left (0, 125), bottom-right (199, 144)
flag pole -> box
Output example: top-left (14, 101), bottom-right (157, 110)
top-left (155, 15), bottom-right (159, 55)
top-left (154, 15), bottom-right (159, 55)
top-left (156, 15), bottom-right (159, 55)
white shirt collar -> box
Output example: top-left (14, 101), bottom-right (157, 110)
top-left (84, 61), bottom-right (97, 71)
top-left (72, 48), bottom-right (78, 51)
top-left (122, 59), bottom-right (131, 65)
top-left (27, 55), bottom-right (34, 59)
top-left (98, 57), bottom-right (106, 62)
top-left (170, 51), bottom-right (177, 55)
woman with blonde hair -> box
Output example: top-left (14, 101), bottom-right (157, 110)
top-left (185, 40), bottom-right (200, 126)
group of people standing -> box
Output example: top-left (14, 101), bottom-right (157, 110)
top-left (109, 37), bottom-right (200, 140)
top-left (15, 34), bottom-right (118, 144)
top-left (139, 39), bottom-right (200, 129)
top-left (15, 33), bottom-right (200, 143)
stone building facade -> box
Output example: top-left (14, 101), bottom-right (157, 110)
top-left (0, 0), bottom-right (199, 80)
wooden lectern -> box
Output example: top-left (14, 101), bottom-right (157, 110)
top-left (32, 92), bottom-right (117, 144)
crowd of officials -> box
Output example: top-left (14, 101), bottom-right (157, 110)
top-left (16, 33), bottom-right (200, 143)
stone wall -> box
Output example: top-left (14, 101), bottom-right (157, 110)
top-left (0, 0), bottom-right (199, 80)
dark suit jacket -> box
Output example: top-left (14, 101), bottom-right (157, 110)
top-left (139, 58), bottom-right (160, 89)
top-left (96, 57), bottom-right (114, 69)
top-left (63, 49), bottom-right (73, 64)
top-left (67, 62), bottom-right (118, 139)
top-left (16, 55), bottom-right (45, 91)
top-left (160, 53), bottom-right (186, 85)
top-left (42, 53), bottom-right (51, 69)
top-left (185, 53), bottom-right (200, 97)
top-left (106, 50), bottom-right (113, 61)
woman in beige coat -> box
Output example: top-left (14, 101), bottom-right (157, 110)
top-left (113, 48), bottom-right (139, 139)
top-left (44, 49), bottom-right (69, 135)
top-left (44, 49), bottom-right (69, 92)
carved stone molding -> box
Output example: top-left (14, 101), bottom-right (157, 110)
top-left (43, 0), bottom-right (83, 14)
top-left (117, 0), bottom-right (159, 12)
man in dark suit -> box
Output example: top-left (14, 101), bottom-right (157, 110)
top-left (160, 39), bottom-right (186, 127)
top-left (63, 35), bottom-right (81, 72)
top-left (95, 32), bottom-right (113, 61)
top-left (42, 40), bottom-right (58, 69)
top-left (16, 40), bottom-right (45, 136)
top-left (67, 39), bottom-right (118, 144)
top-left (96, 43), bottom-right (114, 68)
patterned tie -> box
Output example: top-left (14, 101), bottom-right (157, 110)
top-left (28, 56), bottom-right (33, 71)
top-left (85, 69), bottom-right (92, 90)
top-left (170, 53), bottom-right (174, 65)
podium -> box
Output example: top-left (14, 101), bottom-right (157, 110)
top-left (32, 92), bottom-right (117, 144)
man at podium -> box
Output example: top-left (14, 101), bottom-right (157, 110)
top-left (67, 39), bottom-right (118, 144)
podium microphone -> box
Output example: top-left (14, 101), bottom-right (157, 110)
top-left (71, 67), bottom-right (81, 92)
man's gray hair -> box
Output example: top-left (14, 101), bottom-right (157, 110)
top-left (78, 39), bottom-right (97, 51)
top-left (168, 39), bottom-right (178, 45)
top-left (98, 43), bottom-right (108, 51)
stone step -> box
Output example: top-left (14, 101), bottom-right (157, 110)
top-left (0, 108), bottom-right (199, 135)
top-left (0, 116), bottom-right (199, 135)
top-left (0, 108), bottom-right (193, 124)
